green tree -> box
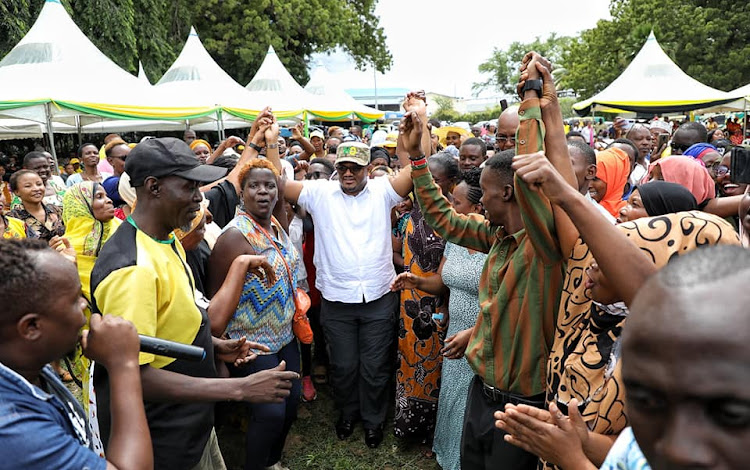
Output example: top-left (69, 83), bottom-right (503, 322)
top-left (193, 0), bottom-right (392, 86)
top-left (0, 0), bottom-right (35, 57)
top-left (69, 0), bottom-right (138, 73)
top-left (473, 33), bottom-right (574, 95)
top-left (432, 96), bottom-right (459, 122)
top-left (563, 0), bottom-right (750, 97)
top-left (1, 0), bottom-right (391, 90)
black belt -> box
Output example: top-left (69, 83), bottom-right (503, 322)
top-left (480, 380), bottom-right (545, 407)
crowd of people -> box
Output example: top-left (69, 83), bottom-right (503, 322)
top-left (1, 51), bottom-right (750, 470)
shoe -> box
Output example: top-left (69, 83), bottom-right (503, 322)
top-left (264, 463), bottom-right (289, 470)
top-left (364, 427), bottom-right (383, 449)
top-left (301, 376), bottom-right (317, 402)
top-left (335, 417), bottom-right (356, 440)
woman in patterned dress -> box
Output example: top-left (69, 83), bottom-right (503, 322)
top-left (208, 158), bottom-right (300, 470)
top-left (8, 170), bottom-right (64, 242)
top-left (392, 152), bottom-right (459, 447)
top-left (392, 168), bottom-right (485, 469)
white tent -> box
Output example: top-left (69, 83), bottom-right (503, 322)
top-left (137, 61), bottom-right (151, 85)
top-left (304, 66), bottom-right (384, 122)
top-left (574, 31), bottom-right (744, 115)
top-left (242, 46), bottom-right (318, 118)
top-left (0, 0), bottom-right (210, 125)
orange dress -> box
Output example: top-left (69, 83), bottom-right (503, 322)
top-left (394, 207), bottom-right (447, 441)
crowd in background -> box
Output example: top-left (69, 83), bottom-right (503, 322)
top-left (2, 51), bottom-right (750, 470)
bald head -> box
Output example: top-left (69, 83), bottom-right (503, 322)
top-left (624, 245), bottom-right (750, 470)
top-left (495, 107), bottom-right (520, 151)
top-left (671, 122), bottom-right (707, 155)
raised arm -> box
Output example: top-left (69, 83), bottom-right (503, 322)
top-left (406, 116), bottom-right (496, 252)
top-left (513, 153), bottom-right (657, 306)
top-left (206, 135), bottom-right (245, 165)
top-left (517, 52), bottom-right (579, 260)
top-left (292, 123), bottom-right (316, 161)
top-left (262, 114), bottom-right (304, 204)
top-left (390, 91), bottom-right (430, 197)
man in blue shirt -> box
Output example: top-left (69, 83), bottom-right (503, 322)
top-left (0, 238), bottom-right (152, 470)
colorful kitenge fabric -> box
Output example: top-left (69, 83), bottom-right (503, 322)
top-left (223, 212), bottom-right (299, 353)
top-left (2, 215), bottom-right (27, 239)
top-left (542, 211), bottom-right (739, 470)
top-left (8, 203), bottom-right (64, 242)
top-left (394, 207), bottom-right (447, 440)
top-left (599, 427), bottom-right (651, 470)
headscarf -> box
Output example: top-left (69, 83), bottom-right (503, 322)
top-left (174, 197), bottom-right (208, 241)
top-left (643, 155), bottom-right (715, 205)
top-left (682, 142), bottom-right (718, 167)
top-left (595, 147), bottom-right (630, 217)
top-left (118, 172), bottom-right (136, 208)
top-left (62, 181), bottom-right (121, 298)
top-left (190, 139), bottom-right (211, 151)
top-left (637, 181), bottom-right (698, 216)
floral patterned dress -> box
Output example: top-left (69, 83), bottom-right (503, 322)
top-left (394, 207), bottom-right (446, 442)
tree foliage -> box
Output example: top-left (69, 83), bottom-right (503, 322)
top-left (193, 0), bottom-right (392, 86)
top-left (476, 1), bottom-right (750, 99)
top-left (0, 0), bottom-right (391, 87)
top-left (474, 33), bottom-right (573, 95)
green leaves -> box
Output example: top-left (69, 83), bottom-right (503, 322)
top-left (2, 0), bottom-right (391, 87)
top-left (475, 1), bottom-right (750, 99)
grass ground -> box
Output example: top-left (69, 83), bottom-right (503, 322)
top-left (68, 378), bottom-right (441, 470)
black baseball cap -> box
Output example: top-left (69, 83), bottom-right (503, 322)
top-left (125, 137), bottom-right (227, 187)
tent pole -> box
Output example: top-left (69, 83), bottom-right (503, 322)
top-left (75, 115), bottom-right (82, 146)
top-left (217, 108), bottom-right (225, 141)
top-left (44, 102), bottom-right (60, 171)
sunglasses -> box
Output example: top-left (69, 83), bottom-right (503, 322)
top-left (670, 141), bottom-right (690, 153)
top-left (335, 164), bottom-right (365, 175)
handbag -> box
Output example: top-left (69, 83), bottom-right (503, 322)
top-left (251, 216), bottom-right (313, 344)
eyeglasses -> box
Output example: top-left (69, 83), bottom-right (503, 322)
top-left (495, 135), bottom-right (516, 145)
top-left (715, 165), bottom-right (730, 177)
top-left (335, 164), bottom-right (365, 175)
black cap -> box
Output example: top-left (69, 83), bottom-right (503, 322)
top-left (125, 137), bottom-right (227, 187)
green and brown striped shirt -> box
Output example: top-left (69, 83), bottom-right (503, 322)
top-left (411, 99), bottom-right (564, 396)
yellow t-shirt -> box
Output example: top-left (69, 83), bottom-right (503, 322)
top-left (91, 219), bottom-right (201, 369)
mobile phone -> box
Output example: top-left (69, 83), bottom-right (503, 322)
top-left (730, 147), bottom-right (750, 184)
top-left (657, 133), bottom-right (669, 151)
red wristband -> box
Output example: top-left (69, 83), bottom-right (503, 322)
top-left (410, 156), bottom-right (427, 167)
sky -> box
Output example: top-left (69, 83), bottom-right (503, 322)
top-left (310, 0), bottom-right (612, 99)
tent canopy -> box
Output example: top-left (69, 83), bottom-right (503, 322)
top-left (0, 0), bottom-right (216, 125)
top-left (573, 31), bottom-right (744, 116)
top-left (304, 66), bottom-right (384, 122)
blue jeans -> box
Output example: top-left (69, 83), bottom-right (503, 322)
top-left (230, 340), bottom-right (301, 470)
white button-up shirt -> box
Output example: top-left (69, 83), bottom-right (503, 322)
top-left (297, 177), bottom-right (402, 303)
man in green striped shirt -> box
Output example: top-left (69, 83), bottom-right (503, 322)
top-left (409, 53), bottom-right (576, 470)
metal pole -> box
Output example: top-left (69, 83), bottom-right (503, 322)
top-left (44, 102), bottom-right (60, 170)
top-left (75, 115), bottom-right (82, 146)
top-left (218, 108), bottom-right (226, 141)
top-left (373, 68), bottom-right (378, 111)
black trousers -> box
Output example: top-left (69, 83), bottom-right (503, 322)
top-left (460, 375), bottom-right (545, 470)
top-left (320, 292), bottom-right (397, 429)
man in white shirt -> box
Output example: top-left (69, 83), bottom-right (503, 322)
top-left (569, 142), bottom-right (617, 223)
top-left (266, 110), bottom-right (425, 449)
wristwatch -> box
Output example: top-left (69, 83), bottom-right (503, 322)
top-left (248, 142), bottom-right (263, 152)
top-left (521, 79), bottom-right (543, 96)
